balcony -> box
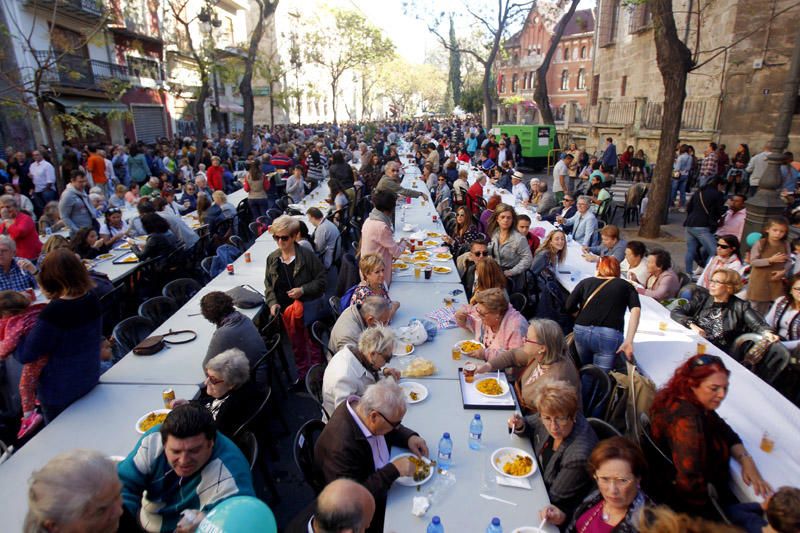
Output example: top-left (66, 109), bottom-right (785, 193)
top-left (34, 51), bottom-right (163, 91)
top-left (25, 0), bottom-right (104, 21)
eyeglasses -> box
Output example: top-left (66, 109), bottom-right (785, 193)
top-left (524, 338), bottom-right (544, 346)
top-left (690, 354), bottom-right (723, 369)
top-left (564, 198), bottom-right (574, 203)
top-left (376, 410), bottom-right (402, 429)
top-left (273, 234), bottom-right (291, 242)
top-left (205, 372), bottom-right (224, 385)
top-left (708, 279), bottom-right (730, 286)
top-left (716, 243), bottom-right (732, 249)
top-left (456, 213), bottom-right (466, 217)
top-left (792, 287), bottom-right (800, 293)
top-left (540, 415), bottom-right (572, 426)
top-left (472, 251), bottom-right (489, 257)
top-left (596, 476), bottom-right (634, 488)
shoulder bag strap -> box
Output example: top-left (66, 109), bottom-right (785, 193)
top-left (582, 278), bottom-right (614, 310)
top-left (698, 189), bottom-right (710, 216)
top-left (162, 329), bottom-right (197, 345)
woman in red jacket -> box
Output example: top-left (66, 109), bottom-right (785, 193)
top-left (0, 194), bottom-right (41, 261)
top-left (206, 156), bottom-right (224, 191)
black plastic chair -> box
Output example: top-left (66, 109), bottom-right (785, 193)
top-left (229, 235), bottom-right (246, 252)
top-left (293, 419), bottom-right (327, 495)
top-left (249, 221), bottom-right (264, 240)
top-left (112, 316), bottom-right (155, 355)
top-left (579, 364), bottom-right (613, 418)
top-left (137, 296), bottom-right (179, 327)
top-left (200, 256), bottom-right (215, 278)
top-left (328, 295), bottom-right (341, 319)
top-left (305, 363), bottom-right (329, 419)
top-left (233, 387), bottom-right (272, 438)
top-left (755, 343), bottom-right (791, 385)
top-left (311, 320), bottom-right (334, 361)
top-left (162, 278), bottom-right (202, 307)
top-left (509, 293), bottom-right (527, 314)
top-left (587, 417), bottom-right (622, 440)
top-left (235, 430), bottom-right (259, 471)
top-left (252, 333), bottom-right (289, 396)
top-left (677, 271), bottom-right (692, 288)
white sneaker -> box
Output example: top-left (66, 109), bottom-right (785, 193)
top-left (693, 266), bottom-right (704, 275)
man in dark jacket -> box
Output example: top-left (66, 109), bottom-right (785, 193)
top-left (684, 177), bottom-right (725, 276)
top-left (314, 380), bottom-right (428, 533)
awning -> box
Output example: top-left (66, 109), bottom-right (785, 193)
top-left (48, 97), bottom-right (128, 114)
top-left (218, 103), bottom-right (244, 114)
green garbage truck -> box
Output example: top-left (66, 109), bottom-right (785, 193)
top-left (491, 124), bottom-right (557, 170)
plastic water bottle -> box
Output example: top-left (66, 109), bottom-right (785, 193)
top-left (486, 517), bottom-right (503, 533)
top-left (437, 432), bottom-right (453, 470)
top-left (427, 516), bottom-right (444, 533)
top-left (469, 414), bottom-right (483, 450)
top-left (45, 226), bottom-right (52, 237)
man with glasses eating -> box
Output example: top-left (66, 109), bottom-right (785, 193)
top-left (314, 379), bottom-right (428, 533)
top-left (375, 161), bottom-right (429, 201)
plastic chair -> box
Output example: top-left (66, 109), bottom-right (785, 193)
top-left (305, 363), bottom-right (329, 419)
top-left (162, 278), bottom-right (202, 307)
top-left (328, 295), bottom-right (341, 319)
top-left (293, 419), bottom-right (327, 495)
top-left (755, 343), bottom-right (791, 385)
top-left (200, 256), bottom-right (214, 278)
top-left (509, 293), bottom-right (527, 314)
top-left (579, 364), bottom-right (613, 418)
top-left (137, 296), bottom-right (179, 327)
top-left (731, 333), bottom-right (763, 363)
top-left (233, 387), bottom-right (272, 438)
top-left (229, 235), bottom-right (246, 252)
top-left (587, 417), bottom-right (622, 440)
top-left (310, 320), bottom-right (335, 361)
top-left (235, 430), bottom-right (259, 471)
top-left (112, 316), bottom-right (155, 355)
top-left (252, 333), bottom-right (290, 395)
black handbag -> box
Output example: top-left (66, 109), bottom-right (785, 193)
top-left (133, 330), bottom-right (197, 356)
top-left (225, 285), bottom-right (265, 309)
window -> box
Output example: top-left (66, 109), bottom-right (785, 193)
top-left (563, 47), bottom-right (569, 61)
top-left (573, 47), bottom-right (578, 60)
top-left (127, 56), bottom-right (161, 80)
top-left (620, 75), bottom-right (627, 97)
top-left (560, 70), bottom-right (569, 91)
top-left (629, 3), bottom-right (652, 33)
top-left (598, 0), bottom-right (620, 47)
top-left (591, 75), bottom-right (600, 105)
top-left (580, 45), bottom-right (587, 59)
top-left (530, 71), bottom-right (536, 89)
top-left (511, 74), bottom-right (518, 93)
top-left (498, 75), bottom-right (506, 93)
top-left (522, 72), bottom-right (528, 90)
top-left (577, 68), bottom-right (586, 90)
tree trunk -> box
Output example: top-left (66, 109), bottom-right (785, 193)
top-left (240, 0), bottom-right (277, 154)
top-left (639, 0), bottom-right (693, 238)
top-left (196, 71), bottom-right (209, 138)
top-left (482, 62), bottom-right (493, 128)
top-left (269, 89), bottom-right (275, 127)
top-left (331, 77), bottom-right (339, 124)
top-left (36, 97), bottom-right (62, 191)
top-left (535, 0), bottom-right (580, 125)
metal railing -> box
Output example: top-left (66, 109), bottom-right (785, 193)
top-left (643, 99), bottom-right (707, 130)
top-left (33, 51), bottom-right (163, 89)
top-left (26, 0), bottom-right (103, 17)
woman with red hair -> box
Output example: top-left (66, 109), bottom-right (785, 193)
top-left (649, 354), bottom-right (772, 524)
top-left (478, 194), bottom-right (502, 234)
top-left (565, 256), bottom-right (641, 371)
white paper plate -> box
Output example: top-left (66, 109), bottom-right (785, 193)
top-left (512, 528), bottom-right (546, 533)
top-left (394, 453), bottom-right (435, 486)
top-left (456, 340), bottom-right (485, 355)
top-left (491, 447), bottom-right (537, 479)
top-left (400, 381), bottom-right (428, 404)
top-left (432, 266), bottom-right (452, 274)
top-left (393, 342), bottom-right (415, 357)
top-left (473, 376), bottom-right (510, 398)
top-left (135, 409), bottom-right (170, 434)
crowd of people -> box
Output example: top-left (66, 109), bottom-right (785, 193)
top-left (0, 118), bottom-right (799, 533)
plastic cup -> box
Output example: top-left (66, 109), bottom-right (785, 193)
top-left (658, 321), bottom-right (667, 332)
top-left (414, 266), bottom-right (421, 279)
top-left (697, 343), bottom-right (706, 355)
top-left (760, 431), bottom-right (775, 453)
top-left (424, 266), bottom-right (432, 280)
top-left (451, 345), bottom-right (461, 360)
top-left (464, 362), bottom-right (477, 383)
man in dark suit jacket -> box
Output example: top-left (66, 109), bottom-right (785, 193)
top-left (314, 380), bottom-right (428, 533)
top-left (541, 194), bottom-right (578, 223)
top-left (285, 479), bottom-right (375, 533)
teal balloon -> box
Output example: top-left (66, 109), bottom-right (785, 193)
top-left (746, 232), bottom-right (762, 247)
top-left (198, 496), bottom-right (277, 533)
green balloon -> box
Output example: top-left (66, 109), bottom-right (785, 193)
top-left (198, 496), bottom-right (277, 533)
top-left (746, 232), bottom-right (762, 247)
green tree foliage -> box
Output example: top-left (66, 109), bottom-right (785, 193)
top-left (306, 8), bottom-right (395, 124)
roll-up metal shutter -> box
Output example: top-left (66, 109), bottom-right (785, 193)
top-left (132, 105), bottom-right (166, 143)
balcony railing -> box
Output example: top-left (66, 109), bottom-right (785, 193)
top-left (25, 0), bottom-right (104, 19)
top-left (643, 100), bottom-right (707, 130)
top-left (34, 51), bottom-right (163, 90)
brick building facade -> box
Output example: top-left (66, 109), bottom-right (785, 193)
top-left (495, 7), bottom-right (594, 125)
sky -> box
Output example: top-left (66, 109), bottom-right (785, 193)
top-left (344, 0), bottom-right (597, 64)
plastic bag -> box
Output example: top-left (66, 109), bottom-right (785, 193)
top-left (396, 319), bottom-right (428, 345)
top-left (411, 470), bottom-right (457, 517)
top-left (412, 318), bottom-right (438, 342)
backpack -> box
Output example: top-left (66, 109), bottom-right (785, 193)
top-left (604, 362), bottom-right (657, 444)
top-left (340, 284), bottom-right (358, 310)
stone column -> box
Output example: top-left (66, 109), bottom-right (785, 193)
top-left (634, 96), bottom-right (648, 132)
top-left (564, 100), bottom-right (576, 128)
top-left (599, 97), bottom-right (611, 123)
top-left (515, 104), bottom-right (523, 124)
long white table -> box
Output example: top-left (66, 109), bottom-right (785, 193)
top-left (0, 383), bottom-right (198, 532)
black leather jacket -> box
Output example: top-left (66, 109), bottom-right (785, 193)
top-left (671, 292), bottom-right (772, 353)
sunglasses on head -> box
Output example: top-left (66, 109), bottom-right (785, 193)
top-left (690, 354), bottom-right (723, 369)
top-left (273, 234), bottom-right (291, 242)
top-left (106, 207), bottom-right (121, 214)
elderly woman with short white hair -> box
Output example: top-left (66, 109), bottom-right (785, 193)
top-left (172, 348), bottom-right (263, 438)
top-left (0, 234), bottom-right (37, 292)
top-left (24, 449), bottom-right (123, 533)
top-left (322, 325), bottom-right (402, 417)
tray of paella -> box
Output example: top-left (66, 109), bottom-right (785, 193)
top-left (457, 368), bottom-right (517, 410)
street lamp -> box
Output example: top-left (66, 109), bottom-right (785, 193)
top-left (200, 1), bottom-right (224, 138)
top-left (742, 30), bottom-right (800, 247)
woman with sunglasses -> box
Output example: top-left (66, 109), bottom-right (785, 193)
top-left (477, 318), bottom-right (580, 413)
top-left (170, 348), bottom-right (263, 439)
top-left (649, 353), bottom-right (772, 524)
top-left (672, 268), bottom-right (776, 354)
top-left (322, 325), bottom-right (402, 417)
top-left (697, 234), bottom-right (745, 290)
top-left (509, 380), bottom-right (598, 520)
top-left (434, 174), bottom-right (450, 207)
top-left (764, 272), bottom-right (800, 341)
top-left (264, 215), bottom-right (326, 382)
